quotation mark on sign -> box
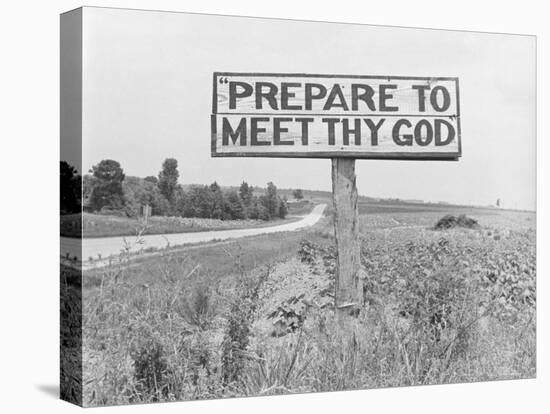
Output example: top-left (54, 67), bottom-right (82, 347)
top-left (219, 77), bottom-right (229, 84)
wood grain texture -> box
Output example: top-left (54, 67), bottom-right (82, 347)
top-left (332, 158), bottom-right (363, 315)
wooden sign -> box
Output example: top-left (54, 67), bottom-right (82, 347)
top-left (210, 72), bottom-right (463, 318)
top-left (211, 73), bottom-right (461, 160)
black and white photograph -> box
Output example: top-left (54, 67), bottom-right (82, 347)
top-left (4, 1), bottom-right (549, 413)
top-left (58, 6), bottom-right (537, 407)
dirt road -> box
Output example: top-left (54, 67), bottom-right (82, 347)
top-left (60, 204), bottom-right (327, 263)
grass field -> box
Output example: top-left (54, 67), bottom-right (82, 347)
top-left (61, 201), bottom-right (313, 238)
top-left (76, 203), bottom-right (536, 406)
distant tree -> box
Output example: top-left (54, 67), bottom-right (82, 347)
top-left (183, 186), bottom-right (200, 217)
top-left (174, 181), bottom-right (285, 221)
top-left (123, 176), bottom-right (171, 217)
top-left (224, 190), bottom-right (246, 220)
top-left (210, 181), bottom-right (225, 219)
top-left (249, 197), bottom-right (269, 221)
top-left (123, 177), bottom-right (152, 206)
top-left (293, 189), bottom-right (304, 200)
top-left (174, 187), bottom-right (187, 217)
top-left (144, 176), bottom-right (158, 184)
top-left (239, 181), bottom-right (254, 207)
top-left (153, 194), bottom-right (171, 216)
top-left (263, 182), bottom-right (279, 219)
top-left (60, 161), bottom-right (81, 214)
top-left (278, 196), bottom-right (288, 219)
top-left (184, 185), bottom-right (212, 218)
top-left (89, 159), bottom-right (125, 211)
top-left (82, 174), bottom-right (95, 203)
top-left (158, 158), bottom-right (179, 204)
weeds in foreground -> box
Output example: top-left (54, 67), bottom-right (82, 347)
top-left (81, 218), bottom-right (536, 406)
top-left (222, 257), bottom-right (270, 387)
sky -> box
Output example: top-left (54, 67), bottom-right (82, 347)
top-left (76, 7), bottom-right (535, 210)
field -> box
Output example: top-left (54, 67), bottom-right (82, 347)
top-left (60, 201), bottom-right (313, 238)
top-left (73, 202), bottom-right (536, 406)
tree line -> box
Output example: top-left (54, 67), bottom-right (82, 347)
top-left (61, 158), bottom-right (288, 221)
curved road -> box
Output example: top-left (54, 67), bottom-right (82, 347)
top-left (61, 204), bottom-right (327, 263)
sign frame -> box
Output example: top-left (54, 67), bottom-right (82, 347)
top-left (211, 72), bottom-right (461, 161)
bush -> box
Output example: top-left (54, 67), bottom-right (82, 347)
top-left (222, 269), bottom-right (268, 385)
top-left (267, 293), bottom-right (307, 336)
top-left (179, 284), bottom-right (216, 330)
top-left (293, 189), bottom-right (304, 200)
top-left (298, 240), bottom-right (317, 264)
top-left (434, 214), bottom-right (479, 230)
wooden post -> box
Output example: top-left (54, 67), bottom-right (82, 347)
top-left (331, 158), bottom-right (363, 318)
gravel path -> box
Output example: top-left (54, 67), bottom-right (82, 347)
top-left (61, 204), bottom-right (327, 263)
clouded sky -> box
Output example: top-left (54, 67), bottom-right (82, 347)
top-left (77, 7), bottom-right (536, 210)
